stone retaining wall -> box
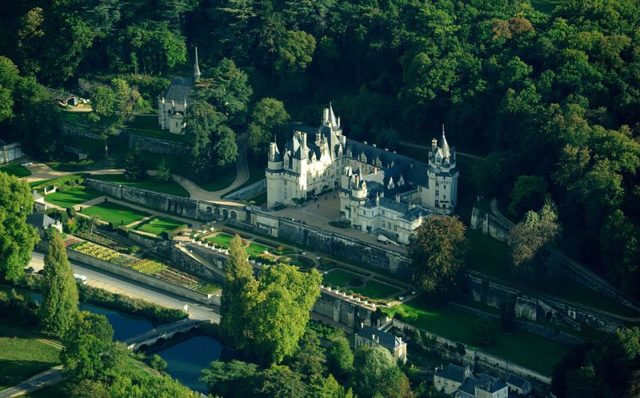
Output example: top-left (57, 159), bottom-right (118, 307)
top-left (223, 179), bottom-right (266, 200)
top-left (67, 248), bottom-right (220, 306)
top-left (126, 132), bottom-right (189, 155)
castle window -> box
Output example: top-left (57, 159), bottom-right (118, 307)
top-left (435, 190), bottom-right (439, 196)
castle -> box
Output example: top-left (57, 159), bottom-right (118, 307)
top-left (157, 47), bottom-right (201, 134)
top-left (266, 105), bottom-right (458, 244)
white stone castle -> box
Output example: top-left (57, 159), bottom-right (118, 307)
top-left (266, 105), bottom-right (458, 244)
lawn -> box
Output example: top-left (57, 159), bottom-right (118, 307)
top-left (206, 232), bottom-right (235, 247)
top-left (247, 242), bottom-right (271, 257)
top-left (323, 269), bottom-right (401, 300)
top-left (83, 201), bottom-right (149, 226)
top-left (0, 163), bottom-right (32, 177)
top-left (0, 324), bottom-right (61, 390)
top-left (91, 173), bottom-right (190, 197)
top-left (194, 165), bottom-right (237, 192)
top-left (384, 297), bottom-right (568, 375)
top-left (44, 186), bottom-right (102, 209)
top-left (135, 217), bottom-right (186, 236)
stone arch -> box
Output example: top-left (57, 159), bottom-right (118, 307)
top-left (214, 207), bottom-right (221, 216)
top-left (206, 206), bottom-right (212, 213)
top-left (230, 211), bottom-right (237, 220)
top-left (223, 209), bottom-right (229, 219)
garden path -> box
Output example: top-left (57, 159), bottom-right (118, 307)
top-left (169, 133), bottom-right (249, 201)
top-left (23, 162), bottom-right (124, 183)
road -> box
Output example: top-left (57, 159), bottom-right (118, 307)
top-left (0, 366), bottom-right (65, 398)
top-left (29, 252), bottom-right (220, 323)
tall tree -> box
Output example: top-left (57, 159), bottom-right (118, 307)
top-left (352, 346), bottom-right (412, 398)
top-left (409, 216), bottom-right (468, 296)
top-left (0, 172), bottom-right (38, 282)
top-left (202, 58), bottom-right (253, 125)
top-left (220, 235), bottom-right (257, 352)
top-left (248, 98), bottom-right (290, 153)
top-left (510, 200), bottom-right (561, 267)
top-left (40, 229), bottom-right (79, 337)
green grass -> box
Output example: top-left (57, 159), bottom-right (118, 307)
top-left (125, 114), bottom-right (189, 143)
top-left (194, 165), bottom-right (237, 192)
top-left (0, 324), bottom-right (61, 390)
top-left (83, 201), bottom-right (149, 226)
top-left (44, 186), bottom-right (102, 208)
top-left (206, 232), bottom-right (235, 247)
top-left (247, 242), bottom-right (271, 257)
top-left (135, 217), bottom-right (186, 236)
top-left (323, 269), bottom-right (401, 299)
top-left (0, 163), bottom-right (32, 177)
top-left (90, 173), bottom-right (190, 197)
top-left (384, 297), bottom-right (568, 375)
top-left (465, 230), bottom-right (512, 278)
top-left (61, 111), bottom-right (92, 126)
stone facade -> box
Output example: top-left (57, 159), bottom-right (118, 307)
top-left (266, 106), bottom-right (458, 244)
top-left (0, 141), bottom-right (23, 164)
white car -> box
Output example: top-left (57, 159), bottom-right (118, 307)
top-left (73, 274), bottom-right (88, 284)
top-left (21, 162), bottom-right (33, 166)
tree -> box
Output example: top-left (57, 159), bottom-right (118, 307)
top-left (408, 216), bottom-right (468, 296)
top-left (248, 98), bottom-right (290, 153)
top-left (212, 125), bottom-right (239, 166)
top-left (124, 148), bottom-right (146, 181)
top-left (61, 311), bottom-right (123, 381)
top-left (40, 229), bottom-right (79, 337)
top-left (220, 235), bottom-right (257, 352)
top-left (203, 58), bottom-right (253, 125)
top-left (352, 346), bottom-right (412, 398)
top-left (275, 30), bottom-right (316, 75)
top-left (249, 265), bottom-right (322, 365)
top-left (155, 158), bottom-right (172, 182)
top-left (327, 335), bottom-right (354, 381)
top-left (185, 100), bottom-right (231, 174)
top-left (69, 380), bottom-right (110, 398)
top-left (201, 360), bottom-right (259, 397)
top-left (510, 200), bottom-right (561, 267)
top-left (508, 175), bottom-right (548, 219)
top-left (0, 172), bottom-right (38, 282)
top-left (148, 354), bottom-right (168, 372)
top-left (256, 365), bottom-right (309, 398)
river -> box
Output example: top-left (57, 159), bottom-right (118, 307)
top-left (8, 286), bottom-right (221, 393)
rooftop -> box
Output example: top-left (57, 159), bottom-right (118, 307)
top-left (356, 326), bottom-right (405, 350)
top-left (435, 364), bottom-right (467, 384)
top-left (164, 77), bottom-right (194, 104)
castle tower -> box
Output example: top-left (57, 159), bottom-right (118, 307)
top-left (194, 46), bottom-right (201, 82)
top-left (422, 124), bottom-right (458, 214)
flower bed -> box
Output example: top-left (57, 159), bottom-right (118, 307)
top-left (69, 241), bottom-right (219, 294)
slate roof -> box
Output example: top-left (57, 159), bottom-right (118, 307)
top-left (164, 77), bottom-right (194, 104)
top-left (27, 213), bottom-right (57, 229)
top-left (435, 364), bottom-right (467, 384)
top-left (462, 374), bottom-right (507, 395)
top-left (506, 373), bottom-right (530, 389)
top-left (357, 326), bottom-right (405, 350)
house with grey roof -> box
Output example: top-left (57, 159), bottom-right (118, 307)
top-left (434, 364), bottom-right (471, 394)
top-left (266, 105), bottom-right (459, 244)
top-left (158, 47), bottom-right (201, 134)
top-left (355, 326), bottom-right (407, 363)
top-left (27, 213), bottom-right (62, 235)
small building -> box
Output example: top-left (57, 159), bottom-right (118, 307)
top-left (0, 141), bottom-right (24, 164)
top-left (355, 326), bottom-right (407, 363)
top-left (158, 47), bottom-right (201, 134)
top-left (434, 364), bottom-right (471, 394)
top-left (506, 374), bottom-right (532, 396)
top-left (26, 213), bottom-right (62, 235)
top-left (32, 191), bottom-right (47, 213)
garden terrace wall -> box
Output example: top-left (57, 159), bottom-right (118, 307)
top-left (182, 241), bottom-right (375, 328)
top-left (246, 211), bottom-right (411, 276)
top-left (67, 248), bottom-right (220, 306)
top-left (170, 244), bottom-right (227, 284)
top-left (84, 178), bottom-right (248, 222)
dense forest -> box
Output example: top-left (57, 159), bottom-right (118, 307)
top-left (0, 0), bottom-right (639, 299)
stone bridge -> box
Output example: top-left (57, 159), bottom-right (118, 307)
top-left (125, 318), bottom-right (207, 351)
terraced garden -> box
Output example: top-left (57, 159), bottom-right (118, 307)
top-left (323, 268), bottom-right (402, 300)
top-left (69, 241), bottom-right (219, 294)
top-left (82, 201), bottom-right (149, 226)
top-left (91, 173), bottom-right (190, 197)
top-left (44, 186), bottom-right (102, 209)
top-left (134, 217), bottom-right (186, 236)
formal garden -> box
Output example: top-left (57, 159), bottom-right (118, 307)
top-left (133, 216), bottom-right (187, 237)
top-left (68, 240), bottom-right (220, 295)
top-left (82, 201), bottom-right (149, 226)
top-left (44, 186), bottom-right (102, 209)
top-left (90, 173), bottom-right (190, 197)
top-left (322, 268), bottom-right (403, 301)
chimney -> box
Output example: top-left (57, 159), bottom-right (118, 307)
top-left (432, 137), bottom-right (437, 151)
top-left (396, 193), bottom-right (400, 203)
top-left (323, 108), bottom-right (329, 124)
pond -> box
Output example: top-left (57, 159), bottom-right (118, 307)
top-left (147, 334), bottom-right (223, 393)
